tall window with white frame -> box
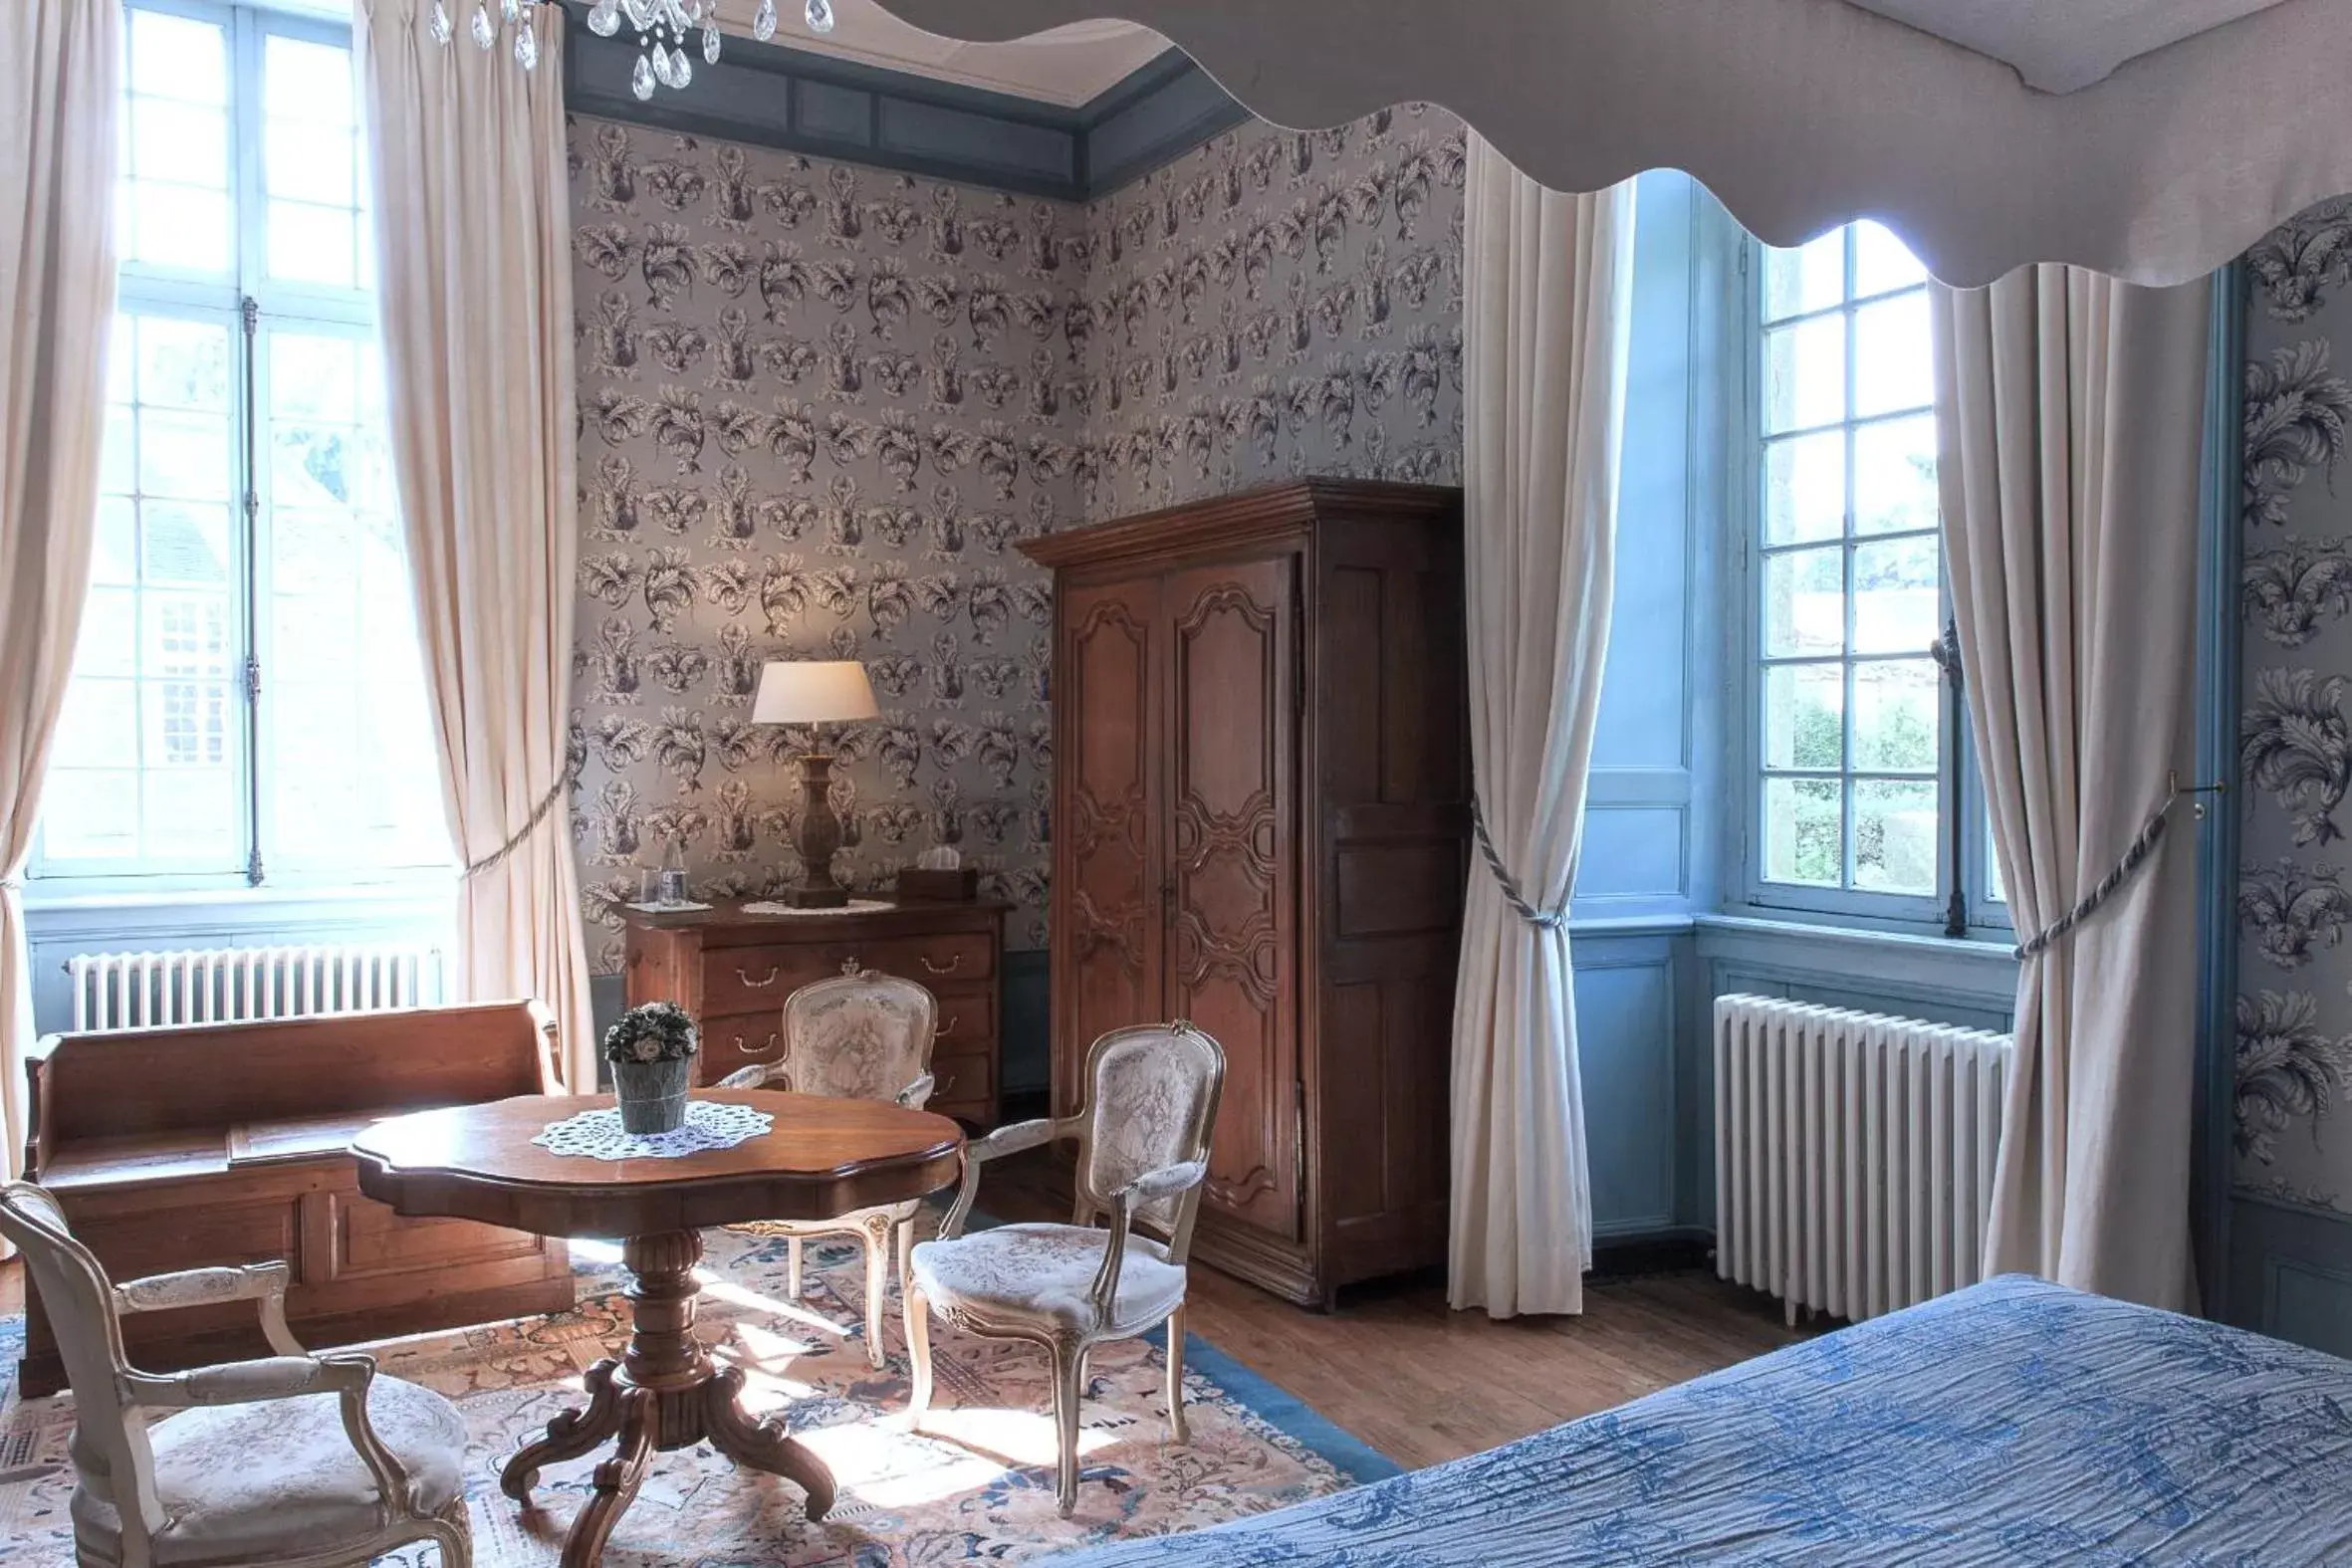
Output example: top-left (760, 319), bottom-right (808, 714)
top-left (1749, 220), bottom-right (1998, 932)
top-left (37, 0), bottom-right (445, 892)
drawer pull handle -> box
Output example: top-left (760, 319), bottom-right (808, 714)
top-left (919, 954), bottom-right (962, 976)
top-left (730, 1031), bottom-right (780, 1055)
top-left (937, 1015), bottom-right (959, 1038)
top-left (737, 966), bottom-right (783, 989)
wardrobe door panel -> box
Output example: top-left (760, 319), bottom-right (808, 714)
top-left (1164, 556), bottom-right (1299, 1241)
top-left (1057, 576), bottom-right (1163, 1120)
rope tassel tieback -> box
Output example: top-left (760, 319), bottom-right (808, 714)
top-left (1469, 793), bottom-right (1569, 930)
top-left (2010, 772), bottom-right (2223, 962)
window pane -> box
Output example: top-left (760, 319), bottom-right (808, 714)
top-left (1753, 220), bottom-right (1951, 910)
top-left (261, 327), bottom-right (447, 873)
top-left (265, 36), bottom-right (354, 127)
top-left (129, 10), bottom-right (228, 104)
top-left (1853, 414), bottom-right (1937, 536)
top-left (1764, 778), bottom-right (1841, 887)
top-left (268, 201), bottom-right (357, 288)
top-left (38, 308), bottom-right (245, 875)
top-left (1764, 547), bottom-right (1844, 657)
top-left (1853, 221), bottom-right (1927, 296)
top-left (1764, 430), bottom-right (1844, 545)
top-left (1764, 231), bottom-right (1843, 322)
top-left (131, 99), bottom-right (228, 189)
top-left (1851, 659), bottom-right (1940, 772)
top-left (40, 769), bottom-right (141, 861)
top-left (1854, 779), bottom-right (1939, 894)
top-left (1764, 314), bottom-right (1845, 433)
top-left (1851, 537), bottom-right (1939, 654)
top-left (1764, 663), bottom-right (1843, 771)
top-left (1853, 292), bottom-right (1933, 416)
top-left (267, 122), bottom-right (355, 207)
top-left (125, 183), bottom-right (230, 273)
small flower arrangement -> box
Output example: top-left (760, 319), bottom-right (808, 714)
top-left (604, 1001), bottom-right (699, 1065)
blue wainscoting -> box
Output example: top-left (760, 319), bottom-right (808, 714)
top-left (25, 887), bottom-right (456, 1039)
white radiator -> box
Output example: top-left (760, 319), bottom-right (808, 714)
top-left (67, 943), bottom-right (446, 1031)
top-left (1713, 994), bottom-right (2012, 1326)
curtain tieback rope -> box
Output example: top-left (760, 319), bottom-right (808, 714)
top-left (2010, 773), bottom-right (2223, 962)
top-left (1469, 793), bottom-right (1569, 930)
top-left (462, 755), bottom-right (584, 881)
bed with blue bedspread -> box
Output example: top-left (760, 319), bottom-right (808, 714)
top-left (1058, 1274), bottom-right (2352, 1566)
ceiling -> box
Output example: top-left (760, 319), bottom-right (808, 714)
top-left (1841, 0), bottom-right (2295, 92)
top-left (738, 0), bottom-right (1167, 108)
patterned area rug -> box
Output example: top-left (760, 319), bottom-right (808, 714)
top-left (0, 1220), bottom-right (1392, 1565)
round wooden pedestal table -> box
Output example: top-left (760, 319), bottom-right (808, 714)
top-left (351, 1089), bottom-right (965, 1568)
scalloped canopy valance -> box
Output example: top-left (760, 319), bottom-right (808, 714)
top-left (868, 0), bottom-right (2352, 286)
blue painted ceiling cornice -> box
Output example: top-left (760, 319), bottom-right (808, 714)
top-left (559, 4), bottom-right (1248, 201)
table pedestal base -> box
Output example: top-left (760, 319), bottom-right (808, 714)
top-left (500, 1230), bottom-right (836, 1567)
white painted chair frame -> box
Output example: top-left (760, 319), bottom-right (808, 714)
top-left (716, 966), bottom-right (939, 1369)
top-left (0, 1181), bottom-right (471, 1568)
top-left (903, 1020), bottom-right (1227, 1516)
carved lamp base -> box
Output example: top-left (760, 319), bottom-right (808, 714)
top-left (782, 751), bottom-right (848, 909)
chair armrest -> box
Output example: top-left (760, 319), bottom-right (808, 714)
top-left (894, 1071), bottom-right (936, 1109)
top-left (939, 1116), bottom-right (1067, 1238)
top-left (124, 1352), bottom-right (364, 1411)
top-left (115, 1260), bottom-right (304, 1355)
top-left (714, 1063), bottom-right (781, 1091)
top-left (1089, 1160), bottom-right (1209, 1317)
top-left (124, 1353), bottom-right (410, 1524)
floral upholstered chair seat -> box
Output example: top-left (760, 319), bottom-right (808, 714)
top-left (717, 966), bottom-right (939, 1369)
top-left (904, 1021), bottom-right (1227, 1517)
top-left (0, 1181), bottom-right (474, 1568)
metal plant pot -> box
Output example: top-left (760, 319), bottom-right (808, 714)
top-left (612, 1055), bottom-right (693, 1134)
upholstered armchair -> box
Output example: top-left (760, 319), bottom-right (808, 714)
top-left (904, 1020), bottom-right (1227, 1517)
top-left (0, 1181), bottom-right (472, 1568)
top-left (716, 965), bottom-right (939, 1369)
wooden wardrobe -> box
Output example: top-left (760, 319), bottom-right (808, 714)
top-left (1021, 480), bottom-right (1468, 1307)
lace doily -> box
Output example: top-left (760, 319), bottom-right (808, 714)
top-left (740, 898), bottom-right (893, 916)
top-left (532, 1100), bottom-right (776, 1161)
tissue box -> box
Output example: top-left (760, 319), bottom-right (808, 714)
top-left (896, 867), bottom-right (980, 902)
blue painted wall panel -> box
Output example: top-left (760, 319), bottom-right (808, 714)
top-left (1574, 938), bottom-right (1681, 1235)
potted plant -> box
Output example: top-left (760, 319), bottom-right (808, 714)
top-left (604, 1002), bottom-right (699, 1134)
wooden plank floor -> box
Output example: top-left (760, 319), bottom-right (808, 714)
top-left (982, 1150), bottom-right (1807, 1469)
top-left (1, 1153), bottom-right (1805, 1473)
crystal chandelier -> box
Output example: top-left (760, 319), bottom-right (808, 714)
top-left (429, 0), bottom-right (837, 100)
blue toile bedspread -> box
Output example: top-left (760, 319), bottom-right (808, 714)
top-left (1057, 1275), bottom-right (2352, 1566)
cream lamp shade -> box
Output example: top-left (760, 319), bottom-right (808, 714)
top-left (753, 660), bottom-right (880, 725)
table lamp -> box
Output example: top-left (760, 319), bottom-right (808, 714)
top-left (753, 659), bottom-right (880, 908)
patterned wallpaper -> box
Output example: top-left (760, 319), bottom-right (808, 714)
top-left (563, 110), bottom-right (1467, 974)
top-left (1074, 107), bottom-right (1466, 520)
top-left (2236, 194), bottom-right (2352, 1213)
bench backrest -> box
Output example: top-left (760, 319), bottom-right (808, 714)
top-left (26, 1001), bottom-right (560, 1149)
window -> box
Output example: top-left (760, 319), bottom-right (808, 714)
top-left (1745, 221), bottom-right (1998, 931)
top-left (36, 0), bottom-right (443, 890)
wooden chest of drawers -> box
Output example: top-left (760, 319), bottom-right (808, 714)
top-left (620, 898), bottom-right (1008, 1125)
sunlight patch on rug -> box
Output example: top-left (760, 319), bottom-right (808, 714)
top-left (0, 1221), bottom-right (1370, 1566)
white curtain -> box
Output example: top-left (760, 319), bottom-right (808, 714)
top-left (1932, 269), bottom-right (2210, 1311)
top-left (0, 0), bottom-right (120, 1197)
top-left (1449, 137), bottom-right (1637, 1318)
top-left (356, 1), bottom-right (596, 1088)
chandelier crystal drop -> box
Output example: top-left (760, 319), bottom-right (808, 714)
top-left (468, 2), bottom-right (494, 50)
top-left (753, 0), bottom-right (777, 40)
top-left (805, 0), bottom-right (834, 33)
top-left (423, 0), bottom-right (805, 93)
top-left (588, 0), bottom-right (621, 36)
top-left (427, 0), bottom-right (452, 44)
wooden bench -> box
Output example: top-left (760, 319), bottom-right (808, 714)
top-left (18, 1002), bottom-right (577, 1396)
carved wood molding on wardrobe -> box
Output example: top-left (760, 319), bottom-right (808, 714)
top-left (1023, 480), bottom-right (1470, 1307)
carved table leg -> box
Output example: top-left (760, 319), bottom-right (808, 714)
top-left (704, 1363), bottom-right (838, 1520)
top-left (562, 1386), bottom-right (657, 1568)
top-left (504, 1229), bottom-right (839, 1563)
top-left (503, 1357), bottom-right (627, 1501)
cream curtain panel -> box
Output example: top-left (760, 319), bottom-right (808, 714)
top-left (1931, 270), bottom-right (2210, 1312)
top-left (356, 1), bottom-right (595, 1088)
top-left (1449, 137), bottom-right (1636, 1319)
top-left (0, 0), bottom-right (119, 1203)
